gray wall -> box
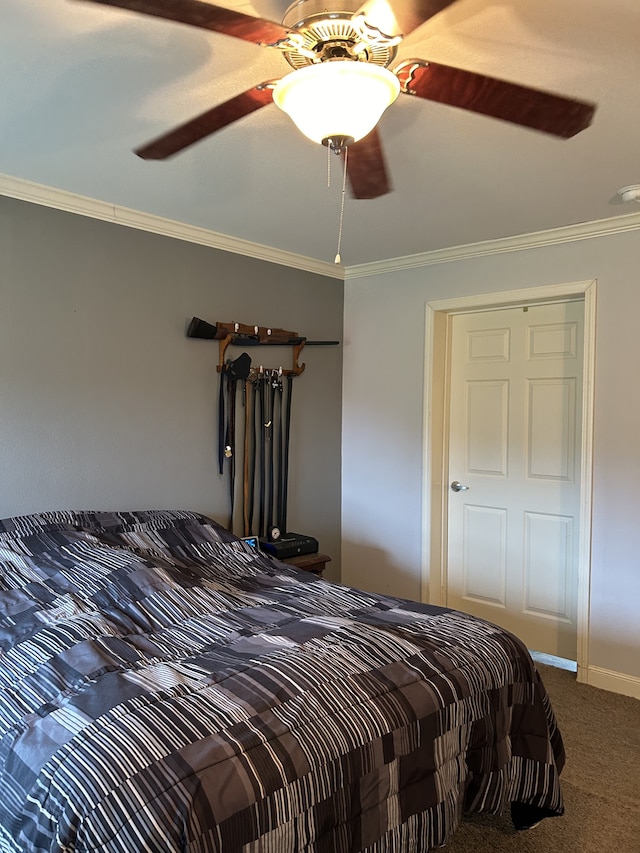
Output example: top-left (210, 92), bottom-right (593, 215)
top-left (343, 227), bottom-right (640, 691)
top-left (0, 196), bottom-right (343, 581)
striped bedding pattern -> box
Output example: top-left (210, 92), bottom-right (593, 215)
top-left (0, 510), bottom-right (564, 852)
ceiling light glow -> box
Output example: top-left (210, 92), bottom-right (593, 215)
top-left (273, 61), bottom-right (400, 146)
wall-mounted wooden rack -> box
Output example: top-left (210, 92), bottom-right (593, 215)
top-left (186, 317), bottom-right (339, 376)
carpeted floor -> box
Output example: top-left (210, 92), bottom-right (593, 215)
top-left (443, 663), bottom-right (640, 852)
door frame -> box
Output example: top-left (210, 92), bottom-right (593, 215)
top-left (422, 280), bottom-right (596, 683)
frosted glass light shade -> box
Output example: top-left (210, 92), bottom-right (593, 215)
top-left (273, 61), bottom-right (400, 145)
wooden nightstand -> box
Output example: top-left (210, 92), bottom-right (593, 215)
top-left (283, 552), bottom-right (331, 576)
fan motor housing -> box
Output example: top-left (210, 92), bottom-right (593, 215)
top-left (281, 0), bottom-right (398, 69)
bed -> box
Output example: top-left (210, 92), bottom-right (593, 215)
top-left (0, 509), bottom-right (564, 852)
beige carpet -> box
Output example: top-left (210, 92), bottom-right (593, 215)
top-left (443, 663), bottom-right (640, 852)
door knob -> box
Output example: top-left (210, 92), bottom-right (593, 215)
top-left (450, 481), bottom-right (470, 492)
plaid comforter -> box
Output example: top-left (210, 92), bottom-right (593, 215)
top-left (0, 510), bottom-right (564, 852)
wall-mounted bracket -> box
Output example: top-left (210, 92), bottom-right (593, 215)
top-left (187, 316), bottom-right (338, 376)
top-left (216, 333), bottom-right (306, 376)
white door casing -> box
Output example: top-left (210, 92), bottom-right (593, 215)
top-left (422, 281), bottom-right (596, 682)
top-left (446, 302), bottom-right (583, 659)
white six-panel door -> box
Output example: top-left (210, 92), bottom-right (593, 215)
top-left (446, 301), bottom-right (583, 659)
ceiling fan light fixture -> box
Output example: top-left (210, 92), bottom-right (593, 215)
top-left (273, 61), bottom-right (400, 146)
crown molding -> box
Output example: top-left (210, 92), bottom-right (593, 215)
top-left (5, 172), bottom-right (640, 283)
top-left (344, 210), bottom-right (640, 279)
top-left (0, 173), bottom-right (343, 280)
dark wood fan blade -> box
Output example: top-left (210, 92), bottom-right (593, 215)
top-left (135, 84), bottom-right (274, 160)
top-left (353, 1), bottom-right (458, 37)
top-left (81, 1), bottom-right (291, 45)
top-left (396, 60), bottom-right (596, 138)
top-left (345, 129), bottom-right (391, 199)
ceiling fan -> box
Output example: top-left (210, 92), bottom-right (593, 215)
top-left (78, 0), bottom-right (596, 200)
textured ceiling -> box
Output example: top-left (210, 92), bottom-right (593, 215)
top-left (2, 0), bottom-right (640, 268)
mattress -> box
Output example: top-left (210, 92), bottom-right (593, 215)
top-left (0, 509), bottom-right (564, 852)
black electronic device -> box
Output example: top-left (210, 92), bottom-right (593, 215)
top-left (259, 532), bottom-right (319, 560)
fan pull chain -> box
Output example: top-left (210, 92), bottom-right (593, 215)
top-left (334, 147), bottom-right (348, 265)
top-left (327, 143), bottom-right (332, 188)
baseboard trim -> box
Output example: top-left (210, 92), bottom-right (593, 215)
top-left (586, 665), bottom-right (640, 699)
